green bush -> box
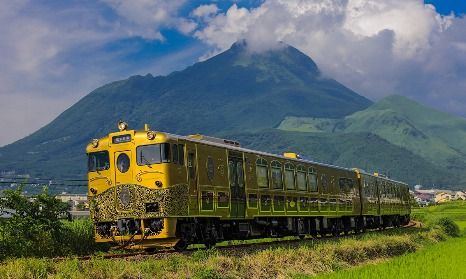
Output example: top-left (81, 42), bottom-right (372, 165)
top-left (429, 217), bottom-right (460, 237)
top-left (0, 186), bottom-right (70, 259)
top-left (0, 187), bottom-right (107, 259)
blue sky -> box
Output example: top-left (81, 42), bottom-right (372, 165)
top-left (1, 0), bottom-right (466, 146)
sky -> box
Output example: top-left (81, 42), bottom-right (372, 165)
top-left (0, 0), bottom-right (465, 147)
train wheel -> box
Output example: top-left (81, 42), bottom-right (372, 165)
top-left (174, 239), bottom-right (189, 251)
top-left (204, 239), bottom-right (216, 249)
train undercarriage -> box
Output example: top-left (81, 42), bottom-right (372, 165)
top-left (95, 214), bottom-right (410, 251)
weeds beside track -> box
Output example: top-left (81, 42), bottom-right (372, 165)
top-left (0, 224), bottom-right (442, 279)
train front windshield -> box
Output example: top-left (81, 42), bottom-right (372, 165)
top-left (88, 151), bottom-right (110, 172)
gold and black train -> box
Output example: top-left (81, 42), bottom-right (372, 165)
top-left (86, 121), bottom-right (411, 250)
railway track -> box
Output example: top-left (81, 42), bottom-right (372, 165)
top-left (54, 221), bottom-right (420, 261)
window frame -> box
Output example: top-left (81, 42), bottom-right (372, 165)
top-left (296, 165), bottom-right (307, 191)
top-left (270, 160), bottom-right (283, 190)
top-left (256, 158), bottom-right (269, 188)
top-left (308, 167), bottom-right (318, 192)
top-left (178, 144), bottom-right (185, 165)
top-left (136, 143), bottom-right (171, 166)
top-left (87, 151), bottom-right (110, 172)
top-left (284, 162), bottom-right (296, 190)
top-left (172, 143), bottom-right (179, 164)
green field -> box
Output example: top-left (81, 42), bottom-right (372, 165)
top-left (310, 201), bottom-right (466, 279)
top-left (312, 235), bottom-right (466, 279)
top-left (412, 201), bottom-right (466, 235)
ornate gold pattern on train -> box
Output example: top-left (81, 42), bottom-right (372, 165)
top-left (90, 184), bottom-right (189, 222)
top-left (135, 170), bottom-right (164, 182)
top-left (89, 176), bottom-right (112, 186)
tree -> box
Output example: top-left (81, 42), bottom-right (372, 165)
top-left (0, 186), bottom-right (70, 258)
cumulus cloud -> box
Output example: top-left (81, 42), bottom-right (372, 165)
top-left (102, 0), bottom-right (197, 39)
top-left (193, 0), bottom-right (466, 117)
top-left (0, 0), bottom-right (200, 146)
top-left (2, 0), bottom-right (466, 147)
top-left (192, 4), bottom-right (219, 18)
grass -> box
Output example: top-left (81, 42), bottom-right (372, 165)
top-left (311, 235), bottom-right (466, 279)
top-left (412, 201), bottom-right (466, 231)
top-left (0, 227), bottom-right (444, 279)
top-left (308, 201), bottom-right (466, 279)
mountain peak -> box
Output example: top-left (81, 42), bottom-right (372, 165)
top-left (213, 40), bottom-right (321, 79)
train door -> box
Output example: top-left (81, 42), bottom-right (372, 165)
top-left (228, 151), bottom-right (246, 218)
top-left (114, 150), bottom-right (133, 212)
top-left (186, 143), bottom-right (199, 213)
top-left (114, 151), bottom-right (132, 185)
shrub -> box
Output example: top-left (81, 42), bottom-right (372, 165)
top-left (429, 217), bottom-right (460, 237)
top-left (0, 186), bottom-right (70, 259)
top-left (0, 187), bottom-right (107, 259)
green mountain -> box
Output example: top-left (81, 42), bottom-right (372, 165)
top-left (278, 95), bottom-right (466, 187)
top-left (0, 41), bottom-right (371, 191)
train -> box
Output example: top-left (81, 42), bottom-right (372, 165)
top-left (86, 121), bottom-right (411, 250)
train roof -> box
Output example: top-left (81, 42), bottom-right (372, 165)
top-left (355, 169), bottom-right (408, 186)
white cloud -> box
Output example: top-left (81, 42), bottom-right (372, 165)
top-left (0, 0), bottom-right (199, 147)
top-left (192, 4), bottom-right (219, 18)
top-left (194, 0), bottom-right (466, 117)
top-left (102, 0), bottom-right (197, 39)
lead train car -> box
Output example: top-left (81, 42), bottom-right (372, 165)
top-left (86, 122), bottom-right (411, 250)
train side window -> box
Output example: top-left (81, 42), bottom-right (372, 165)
top-left (137, 143), bottom-right (170, 165)
top-left (347, 178), bottom-right (354, 189)
top-left (248, 193), bottom-right (258, 208)
top-left (284, 163), bottom-right (295, 190)
top-left (308, 167), bottom-right (318, 192)
top-left (339, 178), bottom-right (354, 192)
top-left (339, 178), bottom-right (346, 191)
top-left (188, 152), bottom-right (196, 179)
top-left (161, 143), bottom-right (171, 163)
top-left (271, 161), bottom-right (283, 189)
top-left (321, 174), bottom-right (328, 193)
top-left (178, 144), bottom-right (185, 165)
top-left (237, 161), bottom-right (244, 187)
top-left (296, 166), bottom-right (307, 191)
top-left (172, 144), bottom-right (179, 163)
top-left (256, 158), bottom-right (269, 188)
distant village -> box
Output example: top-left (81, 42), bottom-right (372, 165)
top-left (411, 185), bottom-right (466, 206)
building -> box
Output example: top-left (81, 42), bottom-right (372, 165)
top-left (55, 194), bottom-right (88, 210)
top-left (435, 192), bottom-right (453, 203)
top-left (454, 191), bottom-right (466, 201)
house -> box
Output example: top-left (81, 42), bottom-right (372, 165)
top-left (454, 191), bottom-right (466, 201)
top-left (435, 191), bottom-right (454, 203)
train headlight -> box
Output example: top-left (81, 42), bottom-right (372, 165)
top-left (118, 120), bottom-right (128, 131)
top-left (91, 139), bottom-right (99, 148)
top-left (147, 131), bottom-right (156, 140)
